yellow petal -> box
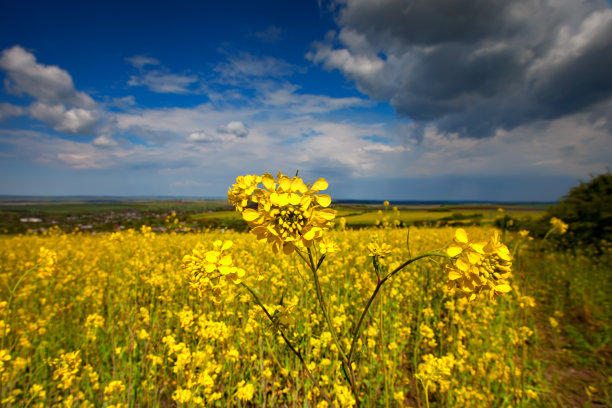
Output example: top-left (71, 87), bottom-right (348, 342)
top-left (289, 193), bottom-right (301, 206)
top-left (218, 265), bottom-right (236, 275)
top-left (455, 228), bottom-right (468, 244)
top-left (448, 270), bottom-right (462, 280)
top-left (470, 243), bottom-right (485, 254)
top-left (242, 209), bottom-right (260, 222)
top-left (316, 208), bottom-right (336, 220)
top-left (316, 194), bottom-right (331, 207)
top-left (277, 193), bottom-right (289, 206)
top-left (262, 173), bottom-right (276, 191)
top-left (291, 177), bottom-right (307, 193)
top-left (279, 176), bottom-right (291, 191)
top-left (467, 252), bottom-right (482, 264)
top-left (456, 259), bottom-right (469, 272)
top-left (302, 227), bottom-right (320, 240)
top-left (447, 246), bottom-right (463, 257)
top-left (205, 251), bottom-right (219, 263)
top-left (311, 178), bottom-right (328, 191)
top-left (219, 255), bottom-right (232, 266)
top-left (494, 284), bottom-right (511, 293)
top-left (221, 241), bottom-right (233, 251)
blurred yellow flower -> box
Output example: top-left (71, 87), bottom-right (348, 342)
top-left (183, 240), bottom-right (245, 302)
top-left (235, 381), bottom-right (255, 401)
top-left (367, 241), bottom-right (392, 258)
top-left (549, 217), bottom-right (568, 234)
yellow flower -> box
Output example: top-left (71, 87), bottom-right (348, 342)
top-left (230, 171), bottom-right (336, 254)
top-left (367, 241), bottom-right (392, 258)
top-left (416, 354), bottom-right (456, 393)
top-left (235, 381), bottom-right (255, 401)
top-left (319, 240), bottom-right (338, 255)
top-left (549, 217), bottom-right (568, 234)
top-left (446, 229), bottom-right (512, 299)
top-left (183, 240), bottom-right (245, 302)
top-left (227, 174), bottom-right (262, 212)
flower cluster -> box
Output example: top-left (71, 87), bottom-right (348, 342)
top-left (415, 353), bottom-right (456, 393)
top-left (549, 217), bottom-right (569, 234)
top-left (227, 174), bottom-right (262, 212)
top-left (228, 171), bottom-right (336, 254)
top-left (367, 241), bottom-right (393, 258)
top-left (182, 240), bottom-right (245, 302)
top-left (446, 229), bottom-right (512, 300)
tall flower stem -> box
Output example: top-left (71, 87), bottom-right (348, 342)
top-left (303, 248), bottom-right (361, 404)
top-left (240, 282), bottom-right (334, 407)
top-left (347, 252), bottom-right (449, 365)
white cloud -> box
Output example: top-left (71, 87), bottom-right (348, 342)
top-left (0, 45), bottom-right (100, 134)
top-left (126, 54), bottom-right (199, 94)
top-left (92, 135), bottom-right (118, 148)
top-left (0, 103), bottom-right (25, 121)
top-left (0, 45), bottom-right (95, 108)
top-left (125, 55), bottom-right (160, 69)
top-left (186, 131), bottom-right (215, 143)
top-left (128, 71), bottom-right (199, 94)
top-left (217, 121), bottom-right (249, 138)
top-left (29, 102), bottom-right (98, 134)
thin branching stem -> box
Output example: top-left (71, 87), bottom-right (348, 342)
top-left (240, 282), bottom-right (334, 407)
top-left (347, 252), bottom-right (450, 364)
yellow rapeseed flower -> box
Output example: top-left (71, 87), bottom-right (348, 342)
top-left (183, 240), bottom-right (245, 302)
top-left (235, 381), bottom-right (255, 401)
top-left (446, 229), bottom-right (512, 300)
top-left (367, 241), bottom-right (392, 258)
top-left (227, 174), bottom-right (262, 212)
top-left (549, 217), bottom-right (568, 234)
top-left (230, 171), bottom-right (336, 254)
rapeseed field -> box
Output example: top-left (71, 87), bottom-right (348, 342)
top-left (0, 172), bottom-right (609, 407)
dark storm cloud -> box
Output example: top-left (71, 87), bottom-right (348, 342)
top-left (310, 0), bottom-right (612, 138)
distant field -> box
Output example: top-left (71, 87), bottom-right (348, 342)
top-left (332, 204), bottom-right (545, 227)
top-left (0, 199), bottom-right (547, 233)
top-left (190, 205), bottom-right (546, 227)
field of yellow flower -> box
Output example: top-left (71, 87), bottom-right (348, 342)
top-left (0, 223), bottom-right (610, 406)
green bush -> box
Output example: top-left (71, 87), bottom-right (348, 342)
top-left (546, 171), bottom-right (612, 249)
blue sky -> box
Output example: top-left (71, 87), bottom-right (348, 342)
top-left (1, 0), bottom-right (611, 201)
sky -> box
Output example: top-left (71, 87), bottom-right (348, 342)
top-left (1, 0), bottom-right (611, 202)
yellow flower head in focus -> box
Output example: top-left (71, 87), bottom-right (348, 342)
top-left (230, 171), bottom-right (336, 254)
top-left (549, 217), bottom-right (568, 234)
top-left (183, 240), bottom-right (245, 302)
top-left (446, 228), bottom-right (513, 300)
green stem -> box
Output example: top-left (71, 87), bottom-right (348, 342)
top-left (2, 264), bottom-right (39, 349)
top-left (305, 248), bottom-right (361, 406)
top-left (347, 252), bottom-right (448, 364)
top-left (240, 282), bottom-right (334, 407)
top-left (306, 248), bottom-right (349, 364)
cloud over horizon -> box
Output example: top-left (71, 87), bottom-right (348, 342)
top-left (0, 0), bottom-right (611, 201)
top-left (310, 0), bottom-right (612, 139)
